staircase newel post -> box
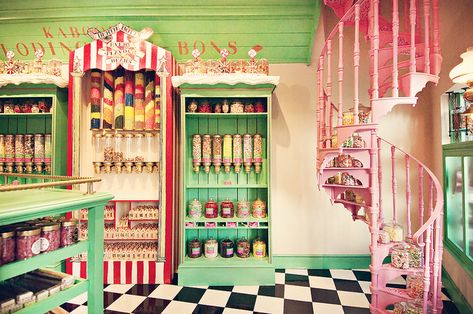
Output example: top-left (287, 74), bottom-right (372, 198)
top-left (423, 0), bottom-right (431, 74)
top-left (317, 68), bottom-right (321, 148)
top-left (418, 165), bottom-right (425, 246)
top-left (432, 0), bottom-right (440, 74)
top-left (327, 39), bottom-right (333, 139)
top-left (377, 137), bottom-right (383, 225)
top-left (318, 56), bottom-right (325, 147)
top-left (409, 0), bottom-right (417, 73)
top-left (391, 145), bottom-right (397, 224)
top-left (372, 0), bottom-right (380, 100)
top-left (369, 129), bottom-right (380, 310)
top-left (432, 217), bottom-right (441, 313)
top-left (338, 22), bottom-right (344, 127)
top-left (392, 0), bottom-right (400, 97)
top-left (354, 2), bottom-right (361, 124)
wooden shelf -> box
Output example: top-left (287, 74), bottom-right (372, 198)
top-left (128, 218), bottom-right (159, 222)
top-left (91, 129), bottom-right (159, 134)
top-left (186, 184), bottom-right (267, 189)
top-left (322, 184), bottom-right (366, 189)
top-left (334, 199), bottom-right (367, 207)
top-left (0, 113), bottom-right (52, 116)
top-left (17, 280), bottom-right (87, 314)
top-left (104, 238), bottom-right (158, 241)
top-left (183, 255), bottom-right (270, 267)
top-left (185, 217), bottom-right (268, 223)
top-left (0, 241), bottom-right (88, 281)
top-left (185, 113), bottom-right (267, 118)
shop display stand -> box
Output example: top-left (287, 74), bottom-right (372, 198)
top-left (174, 75), bottom-right (278, 286)
top-left (0, 174), bottom-right (112, 314)
top-left (68, 24), bottom-right (175, 284)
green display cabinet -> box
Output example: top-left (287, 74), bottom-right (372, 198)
top-left (0, 83), bottom-right (68, 177)
top-left (173, 75), bottom-right (279, 286)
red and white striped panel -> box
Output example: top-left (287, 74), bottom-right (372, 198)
top-left (72, 261), bottom-right (164, 284)
top-left (71, 31), bottom-right (167, 73)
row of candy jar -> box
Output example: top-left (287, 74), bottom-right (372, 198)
top-left (188, 198), bottom-right (266, 219)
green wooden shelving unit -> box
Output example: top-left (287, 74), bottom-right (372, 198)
top-left (175, 77), bottom-right (278, 286)
top-left (0, 188), bottom-right (113, 313)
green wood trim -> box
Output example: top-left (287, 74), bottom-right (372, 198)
top-left (178, 83), bottom-right (277, 92)
top-left (17, 280), bottom-right (88, 314)
top-left (0, 241), bottom-right (88, 281)
top-left (0, 113), bottom-right (53, 116)
top-left (443, 142), bottom-right (473, 155)
top-left (272, 254), bottom-right (371, 269)
top-left (179, 88), bottom-right (276, 98)
top-left (442, 267), bottom-right (473, 314)
top-left (186, 184), bottom-right (268, 188)
top-left (444, 240), bottom-right (473, 279)
top-left (306, 0), bottom-right (322, 64)
top-left (186, 113), bottom-right (268, 118)
top-left (87, 205), bottom-right (105, 312)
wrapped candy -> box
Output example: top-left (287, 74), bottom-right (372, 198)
top-left (44, 134), bottom-right (52, 173)
top-left (230, 101), bottom-right (244, 113)
top-left (252, 198), bottom-right (267, 218)
top-left (144, 71), bottom-right (155, 130)
top-left (134, 71), bottom-right (145, 129)
top-left (212, 135), bottom-right (222, 173)
top-left (244, 103), bottom-right (255, 113)
top-left (253, 134), bottom-right (263, 174)
top-left (378, 230), bottom-right (390, 244)
top-left (253, 238), bottom-right (266, 259)
top-left (202, 134), bottom-right (212, 173)
top-left (233, 134), bottom-right (242, 173)
top-left (243, 134), bottom-right (253, 173)
top-left (154, 76), bottom-right (161, 130)
top-left (254, 101), bottom-right (265, 113)
top-left (124, 70), bottom-right (135, 130)
top-left (198, 100), bottom-right (212, 113)
top-left (236, 237), bottom-right (250, 258)
top-left (114, 68), bottom-right (125, 129)
top-left (192, 135), bottom-right (202, 172)
top-left (103, 71), bottom-right (114, 129)
top-left (406, 273), bottom-right (424, 299)
top-left (391, 244), bottom-right (410, 269)
top-left (223, 135), bottom-right (232, 173)
top-left (383, 222), bottom-right (403, 242)
top-left (406, 240), bottom-right (423, 268)
top-left (90, 70), bottom-right (102, 129)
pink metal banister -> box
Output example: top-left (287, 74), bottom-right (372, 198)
top-left (392, 0), bottom-right (400, 97)
top-left (338, 21), bottom-right (344, 127)
top-left (409, 0), bottom-right (417, 73)
top-left (377, 137), bottom-right (383, 224)
top-left (391, 145), bottom-right (397, 224)
top-left (327, 39), bottom-right (333, 138)
top-left (354, 2), bottom-right (361, 124)
top-left (423, 0), bottom-right (431, 74)
top-left (405, 155), bottom-right (412, 238)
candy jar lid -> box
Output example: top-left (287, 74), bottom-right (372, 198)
top-left (206, 237), bottom-right (217, 244)
top-left (190, 237), bottom-right (201, 244)
top-left (206, 197), bottom-right (217, 204)
top-left (190, 198), bottom-right (201, 205)
top-left (221, 238), bottom-right (233, 245)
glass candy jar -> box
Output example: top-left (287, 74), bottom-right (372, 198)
top-left (406, 273), bottom-right (424, 299)
top-left (252, 198), bottom-right (267, 218)
top-left (236, 237), bottom-right (250, 258)
top-left (188, 198), bottom-right (202, 219)
top-left (16, 227), bottom-right (42, 260)
top-left (237, 199), bottom-right (250, 218)
top-left (393, 302), bottom-right (407, 314)
top-left (204, 237), bottom-right (218, 258)
top-left (198, 100), bottom-right (212, 113)
top-left (391, 244), bottom-right (409, 269)
top-left (188, 238), bottom-right (202, 258)
top-left (205, 198), bottom-right (219, 218)
top-left (253, 238), bottom-right (266, 259)
top-left (220, 197), bottom-right (234, 218)
top-left (60, 220), bottom-right (78, 247)
top-left (39, 222), bottom-right (60, 253)
top-left (406, 302), bottom-right (423, 314)
top-left (187, 99), bottom-right (198, 113)
top-left (220, 238), bottom-right (234, 258)
top-left (1, 229), bottom-right (15, 264)
top-left (383, 222), bottom-right (403, 242)
top-left (406, 240), bottom-right (422, 268)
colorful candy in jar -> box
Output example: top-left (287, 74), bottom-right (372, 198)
top-left (124, 71), bottom-right (135, 130)
top-left (236, 237), bottom-right (250, 258)
top-left (90, 69), bottom-right (102, 129)
top-left (342, 111), bottom-right (354, 125)
top-left (154, 77), bottom-right (161, 130)
top-left (214, 102), bottom-right (222, 113)
top-left (220, 197), bottom-right (234, 218)
top-left (352, 133), bottom-right (365, 148)
top-left (391, 244), bottom-right (410, 269)
top-left (406, 273), bottom-right (424, 299)
top-left (188, 198), bottom-right (202, 219)
top-left (230, 101), bottom-right (244, 113)
top-left (0, 135), bottom-right (4, 172)
top-left (253, 238), bottom-right (266, 259)
top-left (383, 222), bottom-right (403, 242)
top-left (243, 134), bottom-right (253, 173)
top-left (253, 134), bottom-right (263, 174)
top-left (103, 71), bottom-right (114, 129)
top-left (14, 134), bottom-right (25, 170)
top-left (134, 71), bottom-right (145, 130)
top-left (187, 99), bottom-right (198, 113)
top-left (198, 100), bottom-right (212, 113)
top-left (33, 134), bottom-right (44, 163)
top-left (16, 227), bottom-right (42, 260)
top-left (232, 134), bottom-right (242, 173)
top-left (4, 135), bottom-right (14, 165)
top-left (212, 134), bottom-right (222, 173)
top-left (60, 220), bottom-right (78, 247)
top-left (222, 99), bottom-right (230, 113)
top-left (188, 238), bottom-right (202, 258)
top-left (204, 237), bottom-right (218, 258)
top-left (1, 229), bottom-right (15, 264)
top-left (406, 240), bottom-right (422, 268)
top-left (192, 134), bottom-right (202, 173)
top-left (378, 230), bottom-right (390, 244)
top-left (244, 103), bottom-right (255, 113)
top-left (205, 198), bottom-right (219, 218)
top-left (254, 101), bottom-right (265, 113)
top-left (202, 134), bottom-right (212, 173)
top-left (114, 67), bottom-right (125, 129)
top-left (222, 135), bottom-right (232, 173)
top-left (393, 302), bottom-right (407, 314)
top-left (220, 238), bottom-right (234, 258)
top-left (144, 71), bottom-right (155, 130)
top-left (44, 134), bottom-right (52, 172)
top-left (237, 199), bottom-right (250, 218)
top-left (252, 198), bottom-right (267, 218)
top-left (38, 222), bottom-right (60, 253)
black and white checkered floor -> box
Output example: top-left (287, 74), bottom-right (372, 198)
top-left (61, 269), bottom-right (460, 314)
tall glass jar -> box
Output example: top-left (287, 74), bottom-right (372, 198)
top-left (14, 134), bottom-right (24, 172)
top-left (44, 134), bottom-right (52, 164)
top-left (145, 133), bottom-right (156, 162)
top-left (134, 133), bottom-right (144, 162)
top-left (34, 134), bottom-right (45, 172)
top-left (39, 222), bottom-right (60, 253)
top-left (236, 237), bottom-right (250, 258)
top-left (253, 238), bottom-right (266, 259)
top-left (204, 237), bottom-right (218, 258)
top-left (188, 238), bottom-right (202, 258)
top-left (93, 134), bottom-right (103, 161)
top-left (0, 134), bottom-right (5, 172)
top-left (114, 134), bottom-right (124, 162)
top-left (16, 227), bottom-right (42, 260)
top-left (1, 229), bottom-right (15, 264)
top-left (103, 134), bottom-right (114, 162)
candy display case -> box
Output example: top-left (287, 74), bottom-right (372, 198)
top-left (67, 24), bottom-right (175, 284)
top-left (173, 69), bottom-right (279, 286)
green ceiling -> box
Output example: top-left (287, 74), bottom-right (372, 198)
top-left (0, 0), bottom-right (321, 64)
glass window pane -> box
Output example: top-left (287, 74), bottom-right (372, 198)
top-left (445, 156), bottom-right (464, 250)
top-left (465, 157), bottom-right (473, 259)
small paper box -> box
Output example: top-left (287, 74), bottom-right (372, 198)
top-left (227, 222), bottom-right (237, 228)
top-left (248, 222), bottom-right (259, 228)
top-left (206, 222), bottom-right (216, 228)
top-left (185, 222), bottom-right (195, 228)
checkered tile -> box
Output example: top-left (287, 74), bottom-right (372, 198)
top-left (60, 269), bottom-right (460, 314)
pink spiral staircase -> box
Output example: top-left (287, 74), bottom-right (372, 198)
top-left (317, 0), bottom-right (443, 313)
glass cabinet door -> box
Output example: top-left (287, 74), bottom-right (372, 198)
top-left (445, 156), bottom-right (464, 250)
top-left (465, 157), bottom-right (473, 259)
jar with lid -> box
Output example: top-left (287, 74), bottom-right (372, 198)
top-left (204, 198), bottom-right (219, 218)
top-left (391, 244), bottom-right (409, 269)
top-left (220, 197), bottom-right (234, 218)
top-left (93, 134), bottom-right (103, 162)
top-left (352, 133), bottom-right (365, 148)
top-left (406, 273), bottom-right (424, 299)
top-left (145, 133), bottom-right (157, 171)
top-left (44, 134), bottom-right (52, 173)
top-left (236, 237), bottom-right (250, 258)
top-left (382, 222), bottom-right (403, 242)
top-left (16, 226), bottom-right (42, 260)
top-left (60, 220), bottom-right (78, 247)
top-left (237, 199), bottom-right (250, 218)
top-left (252, 198), bottom-right (267, 218)
top-left (1, 229), bottom-right (16, 264)
top-left (253, 238), bottom-right (266, 259)
top-left (188, 198), bottom-right (203, 219)
top-left (393, 302), bottom-right (407, 314)
top-left (406, 239), bottom-right (422, 268)
top-left (406, 302), bottom-right (422, 314)
top-left (0, 134), bottom-right (5, 172)
top-left (14, 134), bottom-right (25, 173)
top-left (103, 134), bottom-right (114, 162)
top-left (134, 133), bottom-right (145, 172)
top-left (5, 134), bottom-right (15, 172)
top-left (220, 238), bottom-right (234, 258)
top-left (204, 237), bottom-right (218, 258)
top-left (24, 134), bottom-right (34, 173)
top-left (38, 222), bottom-right (60, 253)
top-left (187, 99), bottom-right (198, 113)
top-left (188, 238), bottom-right (202, 258)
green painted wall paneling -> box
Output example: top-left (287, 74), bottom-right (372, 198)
top-left (272, 255), bottom-right (372, 269)
top-left (442, 267), bottom-right (473, 314)
top-left (0, 84), bottom-right (68, 176)
top-left (0, 1), bottom-right (321, 64)
top-left (178, 84), bottom-right (276, 286)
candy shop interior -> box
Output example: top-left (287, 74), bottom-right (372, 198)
top-left (1, 0), bottom-right (473, 313)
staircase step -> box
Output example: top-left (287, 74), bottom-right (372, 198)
top-left (399, 72), bottom-right (439, 97)
top-left (379, 31), bottom-right (423, 48)
top-left (335, 123), bottom-right (378, 148)
top-left (376, 263), bottom-right (423, 288)
top-left (378, 43), bottom-right (425, 67)
top-left (373, 287), bottom-right (415, 311)
top-left (371, 96), bottom-right (418, 121)
top-left (317, 147), bottom-right (370, 165)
